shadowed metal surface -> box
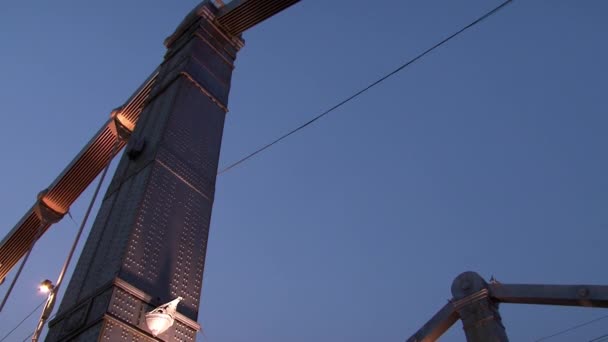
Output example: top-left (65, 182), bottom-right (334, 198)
top-left (46, 2), bottom-right (245, 338)
top-left (406, 303), bottom-right (459, 342)
top-left (0, 0), bottom-right (300, 294)
top-left (406, 272), bottom-right (608, 341)
top-left (490, 283), bottom-right (608, 308)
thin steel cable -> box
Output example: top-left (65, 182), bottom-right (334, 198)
top-left (0, 142), bottom-right (121, 339)
top-left (198, 329), bottom-right (209, 341)
top-left (0, 201), bottom-right (76, 338)
top-left (20, 311), bottom-right (57, 342)
top-left (66, 211), bottom-right (78, 226)
top-left (534, 314), bottom-right (608, 341)
top-left (0, 222), bottom-right (46, 313)
top-left (217, 0), bottom-right (514, 175)
top-left (0, 300), bottom-right (45, 342)
top-left (30, 139), bottom-right (120, 341)
top-left (4, 0), bottom-right (515, 336)
top-left (590, 333), bottom-right (608, 342)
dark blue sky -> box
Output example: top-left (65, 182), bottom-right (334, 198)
top-left (1, 1), bottom-right (607, 341)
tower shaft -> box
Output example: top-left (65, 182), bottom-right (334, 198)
top-left (47, 3), bottom-right (242, 340)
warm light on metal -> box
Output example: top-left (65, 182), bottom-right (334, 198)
top-left (109, 107), bottom-right (135, 141)
top-left (115, 113), bottom-right (135, 133)
top-left (38, 279), bottom-right (54, 294)
top-left (145, 297), bottom-right (183, 337)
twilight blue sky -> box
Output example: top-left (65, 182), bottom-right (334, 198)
top-left (0, 0), bottom-right (607, 341)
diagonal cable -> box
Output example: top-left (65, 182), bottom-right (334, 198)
top-left (218, 0), bottom-right (514, 174)
top-left (0, 300), bottom-right (45, 342)
top-left (2, 0), bottom-right (515, 338)
top-left (535, 314), bottom-right (608, 341)
top-left (589, 333), bottom-right (608, 342)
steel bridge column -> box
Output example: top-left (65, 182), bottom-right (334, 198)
top-left (46, 2), bottom-right (243, 341)
top-left (451, 272), bottom-right (509, 342)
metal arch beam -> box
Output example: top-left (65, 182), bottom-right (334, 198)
top-left (406, 302), bottom-right (459, 342)
top-left (0, 0), bottom-right (301, 286)
top-left (0, 69), bottom-right (158, 283)
top-left (490, 283), bottom-right (608, 308)
top-left (216, 0), bottom-right (301, 35)
top-left (406, 272), bottom-right (608, 342)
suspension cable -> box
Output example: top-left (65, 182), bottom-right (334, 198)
top-left (217, 0), bottom-right (514, 174)
top-left (0, 300), bottom-right (44, 342)
top-left (0, 222), bottom-right (46, 313)
top-left (30, 139), bottom-right (120, 341)
top-left (535, 314), bottom-right (608, 341)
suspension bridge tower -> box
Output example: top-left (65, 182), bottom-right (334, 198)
top-left (42, 1), bottom-right (299, 340)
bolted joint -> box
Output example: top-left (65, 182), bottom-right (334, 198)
top-left (451, 272), bottom-right (508, 342)
top-left (109, 107), bottom-right (133, 141)
top-left (452, 271), bottom-right (489, 299)
top-left (34, 190), bottom-right (66, 224)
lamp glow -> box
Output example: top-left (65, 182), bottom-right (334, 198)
top-left (38, 279), bottom-right (54, 294)
top-left (145, 297), bottom-right (183, 336)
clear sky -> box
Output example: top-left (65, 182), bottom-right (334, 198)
top-left (0, 0), bottom-right (607, 341)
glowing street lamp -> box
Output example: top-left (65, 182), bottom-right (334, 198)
top-left (145, 297), bottom-right (183, 336)
top-left (38, 280), bottom-right (54, 294)
top-left (32, 280), bottom-right (56, 341)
